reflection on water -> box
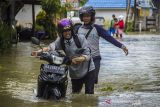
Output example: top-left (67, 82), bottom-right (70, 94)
top-left (0, 35), bottom-right (160, 107)
top-left (99, 35), bottom-right (160, 92)
top-left (99, 92), bottom-right (160, 107)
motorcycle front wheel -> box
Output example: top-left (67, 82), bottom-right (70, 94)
top-left (51, 87), bottom-right (61, 100)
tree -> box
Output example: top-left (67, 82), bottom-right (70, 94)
top-left (124, 0), bottom-right (131, 32)
top-left (41, 0), bottom-right (61, 40)
top-left (79, 0), bottom-right (88, 7)
top-left (0, 21), bottom-right (12, 49)
top-left (60, 2), bottom-right (73, 18)
top-left (41, 0), bottom-right (61, 16)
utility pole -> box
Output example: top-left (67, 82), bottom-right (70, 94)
top-left (10, 0), bottom-right (15, 26)
top-left (133, 0), bottom-right (137, 31)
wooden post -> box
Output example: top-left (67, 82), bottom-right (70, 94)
top-left (152, 0), bottom-right (160, 32)
top-left (158, 9), bottom-right (160, 32)
top-left (124, 0), bottom-right (131, 32)
top-left (32, 1), bottom-right (35, 37)
top-left (133, 0), bottom-right (137, 31)
top-left (10, 0), bottom-right (15, 25)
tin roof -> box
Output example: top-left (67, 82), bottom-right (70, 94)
top-left (85, 0), bottom-right (135, 9)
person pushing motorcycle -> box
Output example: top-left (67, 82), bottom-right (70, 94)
top-left (32, 18), bottom-right (96, 94)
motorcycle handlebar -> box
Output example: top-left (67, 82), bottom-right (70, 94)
top-left (39, 52), bottom-right (52, 62)
top-left (39, 52), bottom-right (71, 65)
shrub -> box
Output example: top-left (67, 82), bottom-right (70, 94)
top-left (125, 21), bottom-right (134, 32)
top-left (0, 21), bottom-right (12, 49)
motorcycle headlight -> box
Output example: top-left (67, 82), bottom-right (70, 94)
top-left (51, 54), bottom-right (64, 65)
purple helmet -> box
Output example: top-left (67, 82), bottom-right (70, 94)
top-left (79, 6), bottom-right (95, 22)
top-left (58, 18), bottom-right (73, 34)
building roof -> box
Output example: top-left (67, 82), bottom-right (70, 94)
top-left (20, 0), bottom-right (41, 4)
top-left (85, 0), bottom-right (135, 9)
top-left (137, 0), bottom-right (156, 9)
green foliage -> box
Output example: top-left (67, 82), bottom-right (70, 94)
top-left (100, 86), bottom-right (114, 92)
top-left (64, 2), bottom-right (73, 10)
top-left (104, 19), bottom-right (111, 29)
top-left (36, 13), bottom-right (57, 40)
top-left (36, 10), bottom-right (46, 32)
top-left (60, 2), bottom-right (73, 17)
top-left (35, 24), bottom-right (44, 31)
top-left (36, 10), bottom-right (46, 26)
top-left (41, 0), bottom-right (61, 15)
top-left (40, 0), bottom-right (61, 40)
top-left (125, 21), bottom-right (134, 32)
top-left (123, 85), bottom-right (134, 90)
top-left (79, 0), bottom-right (88, 7)
top-left (0, 65), bottom-right (2, 70)
top-left (0, 22), bottom-right (12, 49)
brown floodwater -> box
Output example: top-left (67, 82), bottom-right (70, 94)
top-left (0, 34), bottom-right (160, 107)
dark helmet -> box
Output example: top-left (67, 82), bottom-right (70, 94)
top-left (79, 6), bottom-right (95, 22)
top-left (57, 18), bottom-right (73, 34)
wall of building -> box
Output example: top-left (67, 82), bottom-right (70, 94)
top-left (15, 4), bottom-right (42, 28)
top-left (95, 9), bottom-right (126, 21)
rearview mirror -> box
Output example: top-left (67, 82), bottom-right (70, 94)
top-left (31, 37), bottom-right (43, 50)
top-left (31, 37), bottom-right (40, 45)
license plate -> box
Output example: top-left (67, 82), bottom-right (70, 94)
top-left (42, 64), bottom-right (66, 75)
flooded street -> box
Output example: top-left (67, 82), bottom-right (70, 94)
top-left (0, 34), bottom-right (160, 107)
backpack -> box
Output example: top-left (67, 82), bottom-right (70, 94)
top-left (74, 23), bottom-right (93, 39)
top-left (60, 34), bottom-right (81, 52)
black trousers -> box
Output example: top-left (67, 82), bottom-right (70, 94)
top-left (71, 70), bottom-right (95, 94)
top-left (93, 56), bottom-right (101, 84)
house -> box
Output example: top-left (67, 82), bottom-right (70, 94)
top-left (0, 0), bottom-right (41, 26)
top-left (0, 0), bottom-right (41, 42)
top-left (85, 0), bottom-right (156, 31)
top-left (15, 4), bottom-right (42, 27)
top-left (135, 0), bottom-right (157, 31)
top-left (85, 0), bottom-right (135, 21)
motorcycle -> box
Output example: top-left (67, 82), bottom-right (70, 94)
top-left (31, 37), bottom-right (70, 100)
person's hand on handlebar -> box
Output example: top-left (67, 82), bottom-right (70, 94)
top-left (71, 56), bottom-right (86, 65)
top-left (31, 47), bottom-right (49, 57)
top-left (31, 51), bottom-right (39, 57)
